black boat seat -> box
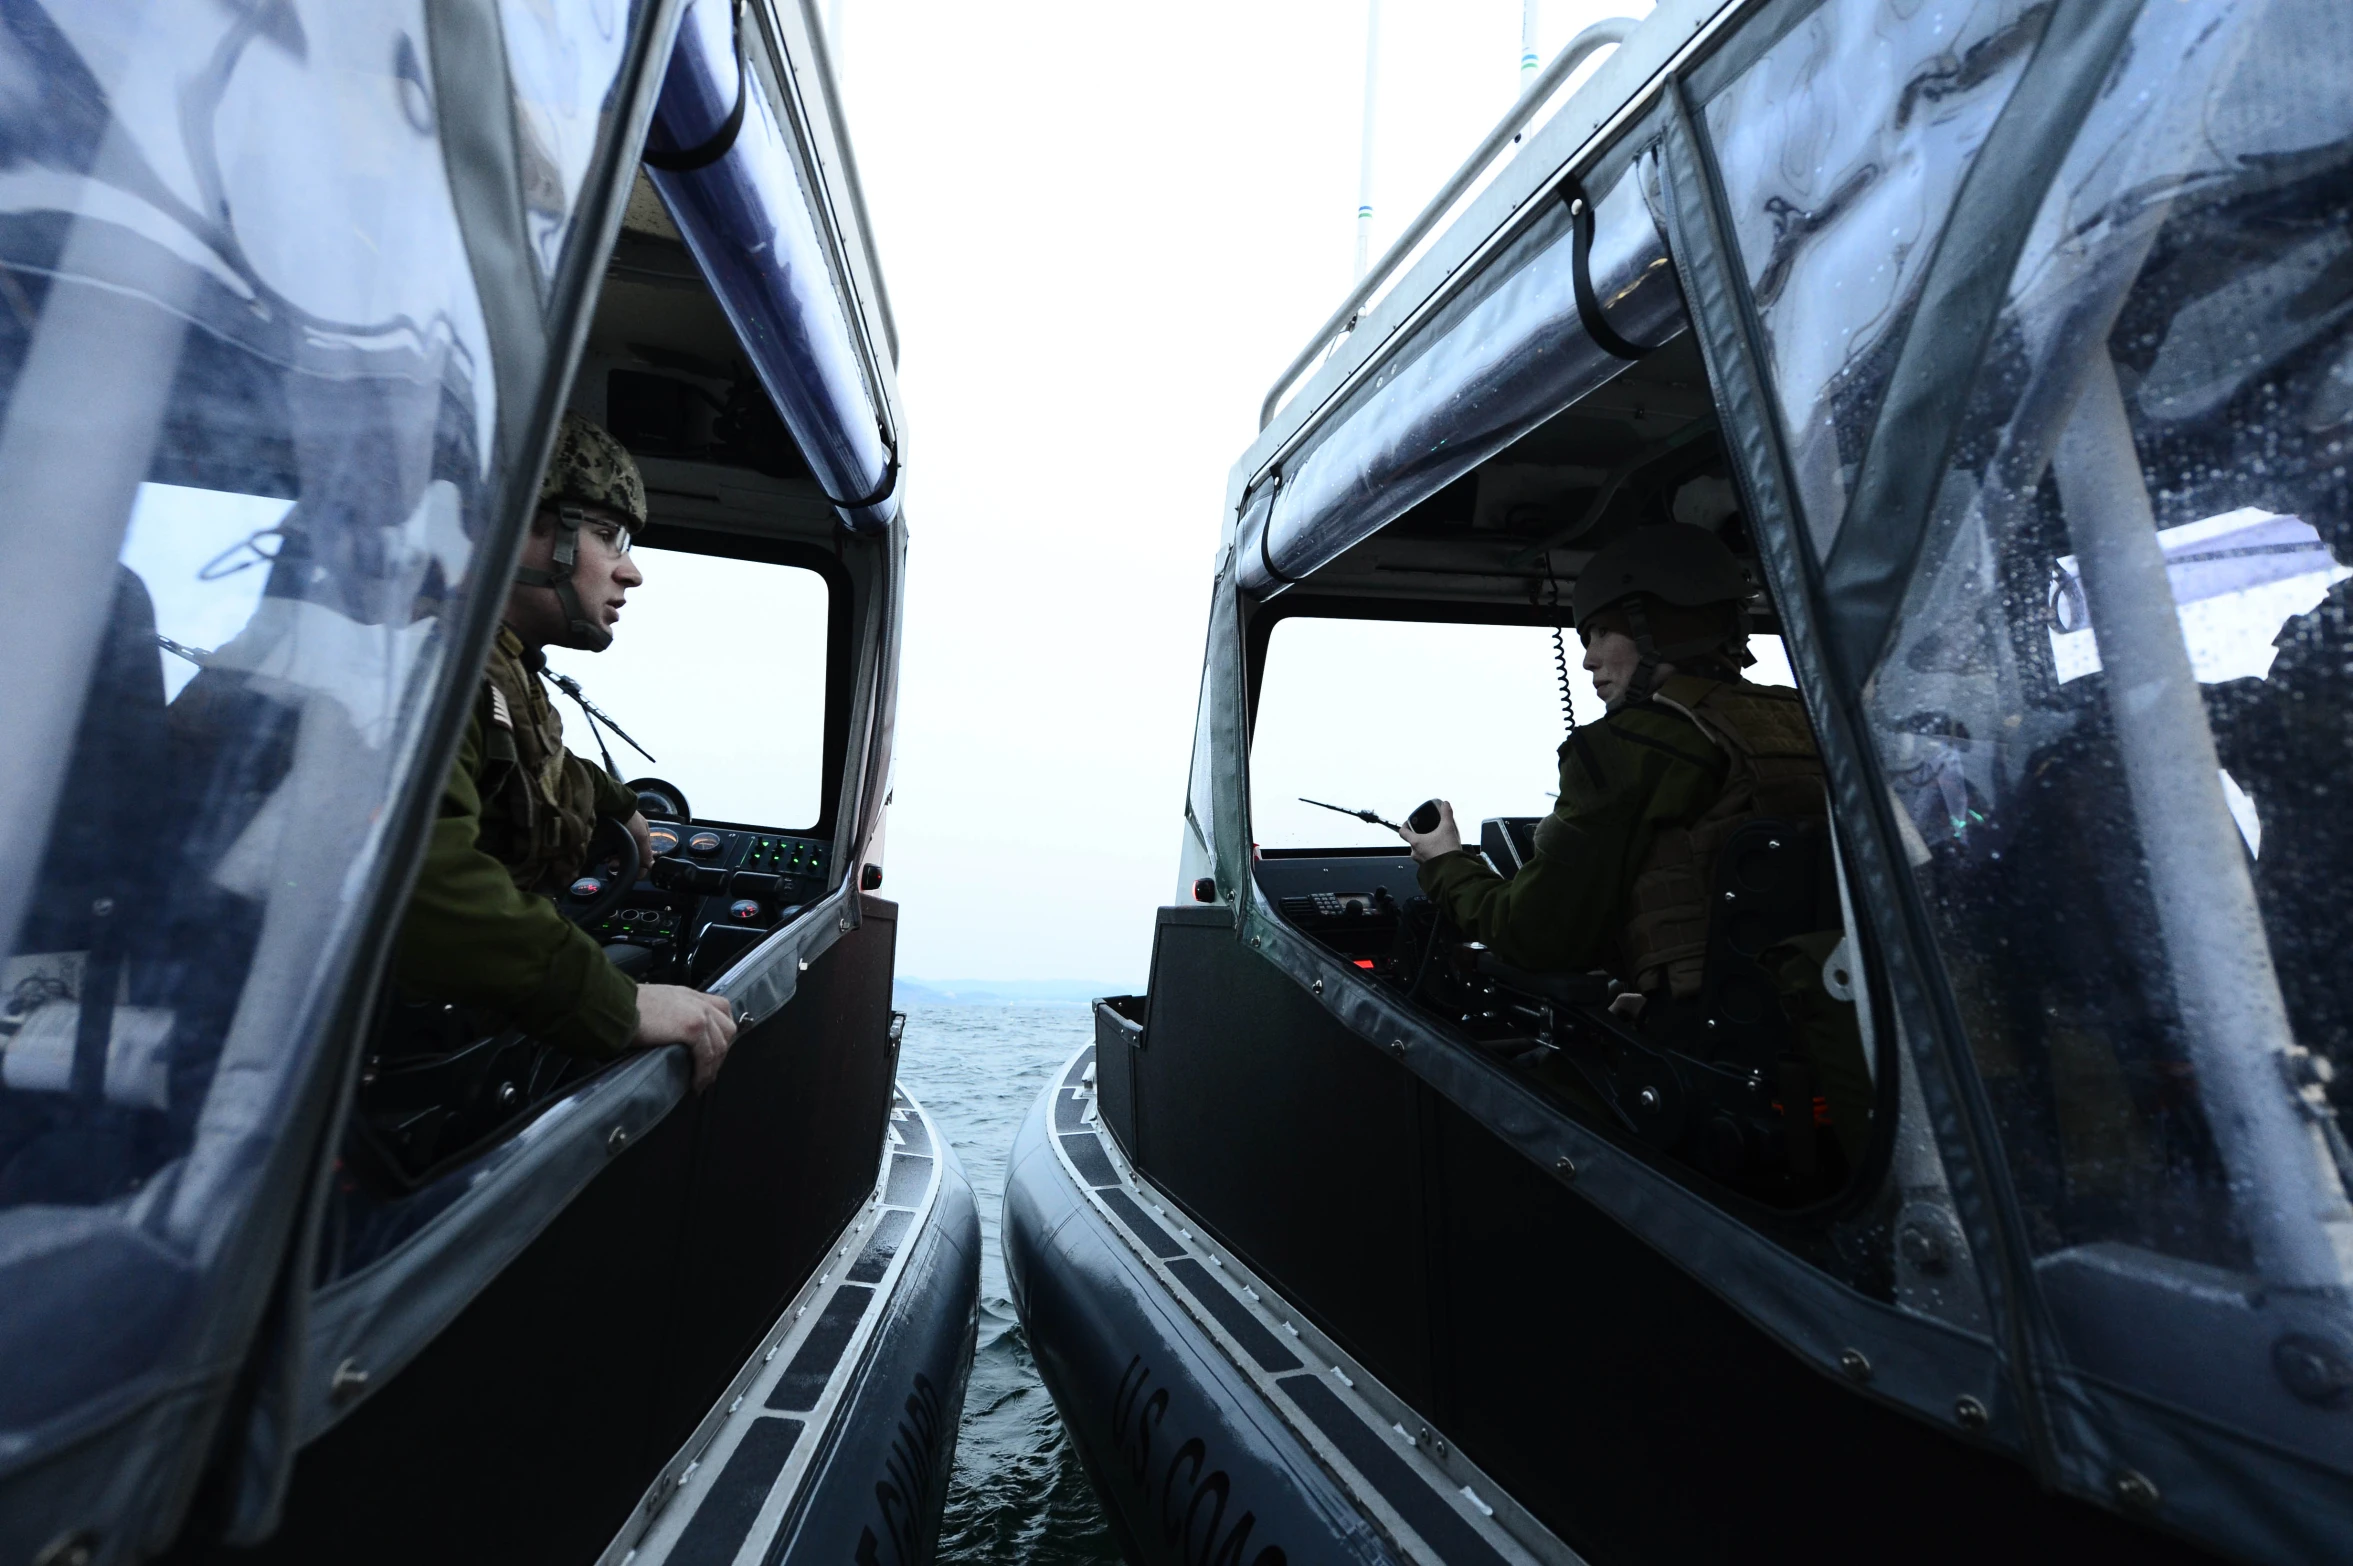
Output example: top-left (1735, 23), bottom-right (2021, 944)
top-left (1473, 951), bottom-right (1614, 1008)
top-left (1688, 816), bottom-right (1841, 1068)
top-left (1, 567), bottom-right (174, 1204)
top-left (15, 567), bottom-right (170, 954)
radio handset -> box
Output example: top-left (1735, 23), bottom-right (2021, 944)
top-left (1405, 800), bottom-right (1444, 835)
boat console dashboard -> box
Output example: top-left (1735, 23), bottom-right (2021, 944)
top-left (1253, 820), bottom-right (1539, 964)
top-left (1253, 847), bottom-right (1424, 963)
top-left (1259, 814), bottom-right (1853, 1204)
top-left (561, 819), bottom-right (834, 986)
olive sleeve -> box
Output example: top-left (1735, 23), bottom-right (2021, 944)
top-left (392, 710), bottom-right (640, 1060)
top-left (586, 760), bottom-right (640, 822)
top-left (1415, 715), bottom-right (1723, 973)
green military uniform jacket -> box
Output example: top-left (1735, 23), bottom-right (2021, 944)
top-left (1418, 673), bottom-right (1814, 983)
top-left (1421, 675), bottom-right (1874, 1161)
top-left (393, 627), bottom-right (640, 1058)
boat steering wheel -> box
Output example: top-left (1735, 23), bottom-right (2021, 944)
top-left (559, 815), bottom-right (643, 931)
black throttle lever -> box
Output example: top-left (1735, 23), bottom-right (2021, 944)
top-left (651, 855), bottom-right (726, 894)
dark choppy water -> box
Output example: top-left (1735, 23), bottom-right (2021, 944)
top-left (896, 1005), bottom-right (1125, 1566)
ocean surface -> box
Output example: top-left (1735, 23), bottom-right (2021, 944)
top-left (895, 1004), bottom-right (1125, 1566)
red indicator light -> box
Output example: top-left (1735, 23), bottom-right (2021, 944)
top-left (1353, 959), bottom-right (1376, 969)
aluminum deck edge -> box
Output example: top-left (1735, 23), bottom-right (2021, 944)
top-left (600, 1083), bottom-right (973, 1566)
top-left (1039, 1042), bottom-right (1589, 1566)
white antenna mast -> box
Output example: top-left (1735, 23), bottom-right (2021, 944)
top-left (1520, 1), bottom-right (1542, 94)
top-left (1353, 0), bottom-right (1382, 280)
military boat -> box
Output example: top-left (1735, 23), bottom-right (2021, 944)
top-left (0, 4), bottom-right (975, 1563)
top-left (1008, 1), bottom-right (2353, 1562)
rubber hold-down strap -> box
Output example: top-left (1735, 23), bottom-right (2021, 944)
top-left (643, 2), bottom-right (747, 173)
top-left (1255, 474), bottom-right (1301, 586)
top-left (1565, 178), bottom-right (1666, 362)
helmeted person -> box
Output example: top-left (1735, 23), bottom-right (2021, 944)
top-left (1400, 524), bottom-right (1867, 1159)
top-left (393, 412), bottom-right (736, 1088)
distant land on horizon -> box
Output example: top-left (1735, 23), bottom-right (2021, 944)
top-left (893, 978), bottom-right (1129, 1007)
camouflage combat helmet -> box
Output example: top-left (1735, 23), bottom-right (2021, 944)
top-left (1571, 524), bottom-right (1754, 702)
top-left (538, 409), bottom-right (647, 527)
top-left (519, 411), bottom-right (645, 652)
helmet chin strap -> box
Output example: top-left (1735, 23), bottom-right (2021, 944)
top-left (1621, 596), bottom-right (1667, 705)
top-left (512, 503), bottom-right (612, 652)
top-left (1618, 596), bottom-right (1754, 702)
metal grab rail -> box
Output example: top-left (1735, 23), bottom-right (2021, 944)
top-left (1258, 16), bottom-right (1639, 431)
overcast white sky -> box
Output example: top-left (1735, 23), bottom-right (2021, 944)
top-left (835, 0), bottom-right (1653, 985)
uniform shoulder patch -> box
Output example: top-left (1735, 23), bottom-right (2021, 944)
top-left (487, 682), bottom-right (514, 731)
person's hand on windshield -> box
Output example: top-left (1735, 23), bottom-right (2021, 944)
top-left (1399, 799), bottom-right (1462, 863)
top-left (634, 984), bottom-right (739, 1090)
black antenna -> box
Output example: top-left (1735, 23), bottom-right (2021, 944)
top-left (1298, 797), bottom-right (1398, 831)
top-left (545, 670), bottom-right (657, 781)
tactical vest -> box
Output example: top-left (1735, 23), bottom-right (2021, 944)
top-left (1623, 678), bottom-right (1827, 999)
top-left (474, 629), bottom-right (601, 895)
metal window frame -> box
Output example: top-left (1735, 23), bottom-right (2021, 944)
top-left (1644, 6), bottom-right (2353, 1558)
top-left (0, 4), bottom-right (693, 1559)
top-left (198, 0), bottom-right (697, 1542)
top-left (1650, 28), bottom-right (2073, 1498)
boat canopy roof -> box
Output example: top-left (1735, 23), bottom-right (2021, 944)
top-left (1228, 0), bottom-right (1733, 587)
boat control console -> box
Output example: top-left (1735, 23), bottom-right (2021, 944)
top-left (1253, 821), bottom-right (1537, 966)
top-left (1253, 847), bottom-right (1424, 964)
top-left (564, 819), bottom-right (833, 985)
top-left (1259, 813), bottom-right (1851, 1204)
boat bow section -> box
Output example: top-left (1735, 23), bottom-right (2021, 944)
top-left (1005, 1037), bottom-right (1579, 1566)
top-left (604, 1086), bottom-right (979, 1566)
